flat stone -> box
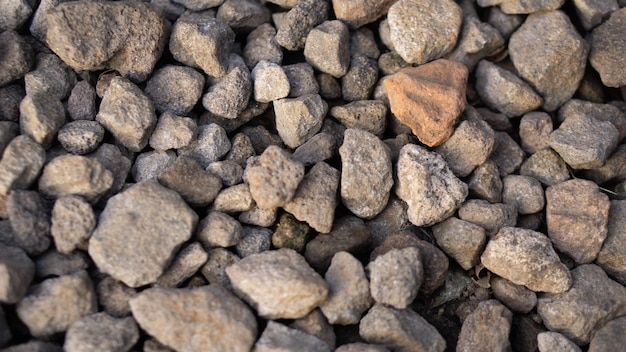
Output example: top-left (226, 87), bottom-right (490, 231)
top-left (490, 276), bottom-right (537, 313)
top-left (304, 20), bottom-right (350, 78)
top-left (519, 148), bottom-right (570, 186)
top-left (537, 332), bottom-right (581, 352)
top-left (24, 53), bottom-right (76, 100)
top-left (0, 244), bottom-right (34, 304)
top-left (155, 242), bottom-right (208, 288)
top-left (201, 54), bottom-right (251, 119)
top-left (432, 217), bottom-right (487, 271)
top-left (251, 61), bottom-right (290, 103)
top-left (19, 93), bottom-right (65, 148)
top-left (457, 300), bottom-right (512, 352)
top-left (46, 1), bottom-right (166, 82)
top-left (292, 133), bottom-right (335, 166)
top-left (50, 196), bottom-right (95, 254)
top-left (368, 247), bottom-right (423, 309)
top-left (64, 313), bottom-right (138, 352)
top-left (596, 200), bottom-right (626, 285)
top-left (537, 264), bottom-right (626, 345)
top-left (519, 112), bottom-right (553, 154)
top-left (502, 175), bottom-right (545, 215)
top-left (145, 65), bottom-right (204, 115)
top-left (39, 155), bottom-right (113, 203)
top-left (274, 94), bottom-right (327, 148)
top-left (385, 59), bottom-right (468, 147)
top-left (330, 100), bottom-right (387, 137)
top-left (546, 179), bottom-right (610, 264)
top-left (481, 227), bottom-right (572, 293)
top-left (435, 118), bottom-right (496, 177)
top-left (253, 321), bottom-right (331, 352)
top-left (332, 0), bottom-right (395, 29)
top-left (67, 81), bottom-right (97, 121)
top-left (130, 285), bottom-right (257, 352)
top-left (341, 54), bottom-right (378, 102)
top-left (0, 31), bottom-right (34, 86)
top-left (88, 181), bottom-right (198, 287)
top-left (226, 248), bottom-right (328, 319)
top-left (589, 8), bottom-right (626, 88)
top-left (5, 190), bottom-right (51, 255)
top-left (275, 0), bottom-right (329, 51)
top-left (468, 160), bottom-right (503, 203)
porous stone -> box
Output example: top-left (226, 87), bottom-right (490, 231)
top-left (201, 248), bottom-right (240, 287)
top-left (57, 120), bottom-right (105, 155)
top-left (332, 0), bottom-right (395, 29)
top-left (596, 200), bottom-right (626, 285)
top-left (490, 276), bottom-right (537, 313)
top-left (67, 81), bottom-right (96, 121)
top-left (212, 183), bottom-right (255, 213)
top-left (283, 63), bottom-right (320, 97)
top-left (88, 181), bottom-right (198, 287)
top-left (251, 61), bottom-right (290, 103)
top-left (445, 17), bottom-right (505, 71)
top-left (537, 332), bottom-right (581, 352)
top-left (226, 248), bottom-right (328, 319)
top-left (24, 53), bottom-right (76, 100)
top-left (468, 161), bottom-right (503, 203)
top-left (330, 100), bottom-right (387, 137)
top-left (589, 8), bottom-right (626, 88)
top-left (202, 55), bottom-right (252, 119)
top-left (432, 217), bottom-right (486, 271)
top-left (0, 31), bottom-right (34, 86)
top-left (64, 313), bottom-right (138, 352)
top-left (502, 175), bottom-right (545, 215)
top-left (19, 93), bottom-right (65, 148)
top-left (216, 0), bottom-right (271, 32)
top-left (145, 65), bottom-right (204, 115)
top-left (275, 0), bottom-right (329, 51)
top-left (508, 10), bottom-right (588, 111)
top-left (179, 123), bottom-right (231, 168)
top-left (368, 247), bottom-right (423, 309)
top-left (5, 190), bottom-right (50, 256)
top-left (304, 20), bottom-right (350, 78)
top-left (196, 211), bottom-right (242, 249)
top-left (457, 300), bottom-right (512, 352)
top-left (292, 133), bottom-right (335, 166)
top-left (519, 112), bottom-right (553, 154)
top-left (243, 23), bottom-right (283, 69)
top-left (96, 77), bottom-right (157, 152)
top-left (235, 226), bottom-right (272, 257)
top-left (385, 59), bottom-right (468, 147)
top-left (359, 304), bottom-right (446, 352)
top-left (0, 244), bottom-right (34, 304)
top-left (149, 112), bottom-right (197, 151)
top-left (158, 156), bottom-right (222, 207)
top-left (253, 321), bottom-right (331, 352)
top-left (519, 148), bottom-right (570, 186)
top-left (239, 206), bottom-right (277, 227)
top-left (478, 0), bottom-right (565, 14)
top-left (387, 0), bottom-right (462, 65)
top-left (132, 150), bottom-right (177, 182)
top-left (537, 264), bottom-right (626, 345)
top-left (339, 128), bottom-right (393, 219)
top-left (395, 144), bottom-right (468, 227)
top-left (558, 99), bottom-right (626, 141)
top-left (435, 119), bottom-right (496, 177)
top-left (130, 285), bottom-right (257, 352)
top-left (546, 179), bottom-right (610, 264)
top-left (16, 270), bottom-right (97, 338)
top-left (50, 196), bottom-right (95, 254)
top-left (45, 1), bottom-right (167, 82)
top-left (156, 242), bottom-right (208, 288)
top-left (481, 227), bottom-right (572, 293)
top-left (274, 94), bottom-right (327, 148)
top-left (87, 144), bottom-right (132, 202)
top-left (39, 155), bottom-right (113, 203)
top-left (489, 131), bottom-right (526, 176)
top-left (341, 54), bottom-right (378, 102)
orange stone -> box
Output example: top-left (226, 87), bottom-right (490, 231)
top-left (385, 59), bottom-right (468, 147)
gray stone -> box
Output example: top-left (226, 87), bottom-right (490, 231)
top-left (57, 120), bottom-right (105, 155)
top-left (589, 8), bottom-right (626, 88)
top-left (39, 155), bottom-right (113, 203)
top-left (292, 133), bottom-right (335, 166)
top-left (519, 149), bottom-right (570, 186)
top-left (366, 197), bottom-right (410, 247)
top-left (212, 183), bottom-right (255, 213)
top-left (0, 31), bottom-right (33, 86)
top-left (179, 123), bottom-right (231, 168)
top-left (435, 118), bottom-right (496, 177)
top-left (96, 77), bottom-right (157, 152)
top-left (45, 1), bottom-right (167, 82)
top-left (289, 309), bottom-right (336, 349)
top-left (169, 13), bottom-right (234, 77)
top-left (239, 206), bottom-right (276, 227)
top-left (0, 0), bottom-right (31, 31)
top-left (196, 211), bottom-right (242, 248)
top-left (226, 248), bottom-right (328, 319)
top-left (19, 93), bottom-right (65, 149)
top-left (459, 200), bottom-right (517, 236)
top-left (574, 0), bottom-right (619, 30)
top-left (0, 84), bottom-right (25, 122)
top-left (0, 244), bottom-right (34, 304)
top-left (200, 247), bottom-right (240, 287)
top-left (67, 81), bottom-right (96, 121)
top-left (130, 285), bottom-right (257, 352)
top-left (558, 99), bottom-right (626, 141)
top-left (546, 179), bottom-right (610, 264)
top-left (226, 133), bottom-right (255, 167)
top-left (64, 313), bottom-right (138, 352)
top-left (274, 94), bottom-right (327, 149)
top-left (251, 61), bottom-right (290, 103)
top-left (283, 63), bottom-right (320, 98)
top-left (330, 100), bottom-right (387, 137)
top-left (16, 270), bottom-right (97, 338)
top-left (24, 53), bottom-right (76, 100)
top-left (359, 304), bottom-right (446, 352)
top-left (468, 161), bottom-right (503, 203)
top-left (477, 0), bottom-right (565, 14)
top-left (253, 321), bottom-right (331, 352)
top-left (350, 27), bottom-right (380, 59)
top-left (88, 181), bottom-right (198, 287)
top-left (457, 299), bottom-right (512, 352)
top-left (340, 129), bottom-right (393, 219)
top-left (335, 343), bottom-right (390, 352)
top-left (596, 200), bottom-right (626, 285)
top-left (588, 316), bottom-right (626, 352)
top-left (519, 112), bottom-right (553, 154)
top-left (445, 17), bottom-right (505, 71)
top-left (378, 52), bottom-right (410, 76)
top-left (342, 54), bottom-right (378, 101)
top-left (145, 65), bottom-right (205, 115)
top-left (537, 264), bottom-right (626, 345)
top-left (5, 191), bottom-right (51, 256)
top-left (132, 150), bottom-right (177, 182)
top-left (241, 125), bottom-right (283, 154)
top-left (275, 0), bottom-right (329, 51)
top-left (35, 251), bottom-right (89, 279)
top-left (96, 277), bottom-right (135, 318)
top-left (0, 122), bottom-right (18, 158)
top-left (87, 144), bottom-right (132, 203)
top-left (50, 196), bottom-right (95, 254)
top-left (206, 160), bottom-right (243, 186)
top-left (432, 217), bottom-right (486, 271)
top-left (304, 20), bottom-right (350, 78)
top-left (502, 175), bottom-right (545, 215)
top-left (216, 0), bottom-right (271, 32)
top-left (368, 247), bottom-right (423, 309)
top-left (481, 227), bottom-right (572, 293)
top-left (316, 73), bottom-right (342, 100)
top-left (487, 6), bottom-right (523, 39)
top-left (509, 11), bottom-right (588, 111)
top-left (0, 340), bottom-right (63, 352)
top-left (537, 332), bottom-right (581, 352)
top-left (202, 54), bottom-right (252, 119)
top-left (243, 23), bottom-right (283, 69)
top-left (156, 242), bottom-right (208, 287)
top-left (158, 156), bottom-right (222, 207)
top-left (235, 226), bottom-right (272, 257)
top-left (491, 276), bottom-right (537, 313)
top-left (396, 144), bottom-right (468, 227)
top-left (476, 107), bottom-right (512, 131)
top-left (149, 112), bottom-right (198, 151)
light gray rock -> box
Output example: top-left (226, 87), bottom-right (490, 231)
top-left (235, 226), bottom-right (272, 257)
top-left (0, 0), bottom-right (31, 32)
top-left (574, 0), bottom-right (619, 30)
top-left (332, 0), bottom-right (396, 29)
top-left (537, 332), bottom-right (582, 352)
top-left (145, 65), bottom-right (205, 115)
top-left (274, 94), bottom-right (327, 148)
top-left (39, 155), bottom-right (113, 203)
top-left (558, 99), bottom-right (626, 141)
top-left (432, 217), bottom-right (486, 270)
top-left (304, 20), bottom-right (350, 78)
top-left (5, 190), bottom-right (51, 255)
top-left (490, 276), bottom-right (537, 313)
top-left (253, 321), bottom-right (331, 352)
top-left (330, 100), bottom-right (387, 137)
top-left (50, 196), bottom-right (95, 254)
top-left (67, 81), bottom-right (96, 121)
top-left (64, 313), bottom-right (138, 352)
top-left (596, 200), bottom-right (626, 285)
top-left (251, 61), bottom-right (290, 103)
top-left (239, 206), bottom-right (277, 227)
top-left (88, 181), bottom-right (198, 287)
top-left (445, 17), bottom-right (504, 71)
top-left (24, 53), bottom-right (76, 100)
top-left (275, 0), bottom-right (329, 51)
top-left (202, 54), bottom-right (252, 119)
top-left (502, 175), bottom-right (545, 215)
top-left (368, 247), bottom-right (423, 309)
top-left (19, 93), bottom-right (65, 148)
top-left (178, 123), bottom-right (231, 168)
top-left (157, 156), bottom-right (223, 207)
top-left (366, 196), bottom-right (410, 247)
top-left (468, 160), bottom-right (503, 203)
top-left (156, 242), bottom-right (208, 288)
top-left (589, 8), bottom-right (626, 88)
top-left (477, 0), bottom-right (565, 14)
top-left (149, 112), bottom-right (198, 151)
top-left (212, 183), bottom-right (255, 213)
top-left (519, 148), bottom-right (570, 186)
top-left (0, 244), bottom-right (34, 304)
top-left (457, 299), bottom-right (512, 352)
top-left (196, 211), bottom-right (242, 249)
top-left (132, 150), bottom-right (176, 182)
top-left (435, 118), bottom-right (496, 177)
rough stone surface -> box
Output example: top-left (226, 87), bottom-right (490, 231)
top-left (235, 226), bottom-right (272, 257)
top-left (201, 248), bottom-right (240, 288)
top-left (87, 144), bottom-right (132, 203)
top-left (251, 61), bottom-right (290, 103)
top-left (0, 31), bottom-right (33, 87)
top-left (537, 264), bottom-right (626, 345)
top-left (468, 161), bottom-right (503, 203)
top-left (19, 93), bottom-right (65, 148)
top-left (589, 8), bottom-right (626, 88)
top-left (158, 156), bottom-right (223, 207)
top-left (519, 149), bottom-right (570, 186)
top-left (131, 150), bottom-right (176, 182)
top-left (457, 300), bottom-right (513, 352)
top-left (239, 206), bottom-right (276, 228)
top-left (149, 112), bottom-right (197, 151)
top-left (67, 81), bottom-right (96, 121)
top-left (509, 10), bottom-right (588, 111)
top-left (368, 247), bottom-right (423, 309)
top-left (332, 0), bottom-right (396, 29)
top-left (5, 190), bottom-right (51, 256)
top-left (289, 309), bottom-right (336, 349)
top-left (196, 211), bottom-right (242, 249)
top-left (396, 144), bottom-right (468, 227)
top-left (435, 119), bottom-right (496, 177)
top-left (502, 175), bottom-right (545, 215)
top-left (253, 321), bottom-right (331, 352)
top-left (341, 54), bottom-right (378, 102)
top-left (283, 63), bottom-right (320, 98)
top-left (179, 123), bottom-right (231, 168)
top-left (385, 60), bottom-right (468, 147)
top-left (243, 23), bottom-right (282, 69)
top-left (88, 181), bottom-right (198, 288)
top-left (45, 1), bottom-right (167, 82)
top-left (145, 65), bottom-right (204, 115)
top-left (432, 217), bottom-right (486, 271)
top-left (458, 200), bottom-right (517, 235)
top-left (216, 0), bottom-right (271, 32)
top-left (588, 316), bottom-right (626, 352)
top-left (0, 0), bottom-right (31, 32)
top-left (339, 128), bottom-right (393, 219)
top-left (537, 332), bottom-right (581, 352)
top-left (50, 196), bottom-right (95, 254)
top-left (130, 285), bottom-right (257, 352)
top-left (490, 276), bottom-right (537, 313)
top-left (490, 132), bottom-right (526, 176)
top-left (274, 94), bottom-right (327, 148)
top-left (0, 84), bottom-right (25, 122)
top-left (64, 313), bottom-right (138, 352)
top-left (292, 132), bottom-right (335, 166)
top-left (596, 200), bottom-right (626, 285)
top-left (481, 227), bottom-right (572, 293)
top-left (478, 0), bottom-right (565, 14)
top-left (546, 179), bottom-right (610, 264)
top-left (24, 53), bottom-right (76, 100)
top-left (95, 277), bottom-right (134, 319)
top-left (359, 304), bottom-right (446, 352)
top-left (155, 242), bottom-right (208, 288)
top-left (561, 99), bottom-right (626, 140)
top-left (212, 183), bottom-right (255, 213)
top-left (366, 196), bottom-right (410, 247)
top-left (304, 20), bottom-right (350, 78)
top-left (207, 160), bottom-right (244, 186)
top-left (202, 54), bottom-right (252, 119)
top-left (56, 120), bottom-right (105, 155)
top-left (0, 244), bottom-right (34, 304)
top-left (519, 112), bottom-right (553, 154)
top-left (39, 155), bottom-right (113, 203)
top-left (275, 0), bottom-right (329, 51)
top-left (445, 16), bottom-right (505, 71)
top-left (330, 100), bottom-right (387, 137)
top-left (35, 251), bottom-right (89, 278)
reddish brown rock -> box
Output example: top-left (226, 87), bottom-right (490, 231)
top-left (384, 59), bottom-right (468, 147)
top-left (332, 0), bottom-right (396, 29)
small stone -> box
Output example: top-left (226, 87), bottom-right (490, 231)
top-left (148, 112), bottom-right (197, 151)
top-left (251, 61), bottom-right (290, 103)
top-left (481, 227), bottom-right (572, 293)
top-left (45, 1), bottom-right (166, 82)
top-left (283, 63), bottom-right (320, 98)
top-left (491, 276), bottom-right (537, 313)
top-left (202, 55), bottom-right (252, 119)
top-left (589, 8), bottom-right (626, 88)
top-left (509, 10), bottom-right (588, 111)
top-left (588, 316), bottom-right (626, 352)
top-left (172, 0), bottom-right (224, 11)
top-left (519, 149), bottom-right (570, 186)
top-left (16, 270), bottom-right (97, 338)
top-left (275, 0), bottom-right (329, 51)
top-left (339, 128), bottom-right (393, 219)
top-left (487, 6), bottom-right (524, 39)
top-left (87, 144), bottom-right (132, 203)
top-left (0, 340), bottom-right (63, 352)
top-left (596, 200), bottom-right (626, 285)
top-left (317, 73), bottom-right (342, 100)
top-left (332, 0), bottom-right (395, 29)
top-left (519, 112), bottom-right (553, 154)
top-left (88, 181), bottom-right (198, 287)
top-left (226, 248), bottom-right (328, 319)
top-left (502, 175), bottom-right (545, 215)
top-left (132, 150), bottom-right (176, 182)
top-left (57, 120), bottom-right (105, 155)
top-left (378, 52), bottom-right (410, 76)
top-left (24, 53), bottom-right (76, 100)
top-left (274, 94), bottom-right (327, 148)
top-left (457, 300), bottom-right (512, 352)
top-left (489, 131), bottom-right (526, 176)
top-left (0, 0), bottom-right (31, 31)
top-left (0, 31), bottom-right (34, 86)
top-left (179, 123), bottom-right (231, 168)
top-left (235, 226), bottom-right (272, 257)
top-left (39, 155), bottom-right (113, 203)
top-left (0, 244), bottom-right (34, 304)
top-left (156, 242), bottom-right (208, 288)
top-left (19, 93), bottom-right (65, 148)
top-left (241, 125), bottom-right (283, 154)
top-left (395, 144), bottom-right (468, 226)
top-left (432, 217), bottom-right (487, 271)
top-left (330, 100), bottom-right (387, 137)
top-left (385, 59), bottom-right (468, 147)
top-left (130, 285), bottom-right (257, 352)
top-left (96, 77), bottom-right (157, 152)
top-left (445, 17), bottom-right (505, 71)
top-left (458, 200), bottom-right (517, 236)
top-left (35, 251), bottom-right (89, 278)
top-left (387, 0), bottom-right (462, 65)
top-left (546, 179), bottom-right (610, 264)
top-left (292, 133), bottom-right (335, 166)
top-left (239, 206), bottom-right (277, 227)
top-left (538, 264), bottom-right (626, 345)
top-left (341, 54), bottom-right (378, 102)
top-left (304, 20), bottom-right (350, 78)
top-left (435, 118), bottom-right (496, 177)
top-left (366, 197), bottom-right (410, 247)
top-left (216, 0), bottom-right (270, 32)
top-left (145, 65), bottom-right (204, 115)
top-left (212, 183), bottom-right (255, 213)
top-left (478, 0), bottom-right (565, 14)
top-left (158, 156), bottom-right (222, 207)
top-left (50, 196), bottom-right (95, 254)
top-left (0, 84), bottom-right (25, 122)
top-left (476, 107), bottom-right (512, 132)
top-left (272, 213), bottom-right (311, 252)
top-left (96, 277), bottom-right (135, 318)
top-left (253, 321), bottom-right (331, 352)
top-left (537, 332), bottom-right (582, 352)
top-left (196, 211), bottom-right (242, 249)
top-left (5, 190), bottom-right (51, 256)
top-left (290, 309), bottom-right (336, 349)
top-left (359, 304), bottom-right (446, 352)
top-left (0, 306), bottom-right (10, 346)
top-left (243, 23), bottom-right (283, 69)
top-left (368, 247), bottom-right (423, 309)
top-left (64, 313), bottom-right (138, 352)
top-left (558, 99), bottom-right (626, 141)
top-left (468, 161), bottom-right (503, 203)
top-left (350, 27), bottom-right (380, 59)
top-left (169, 14), bottom-right (234, 77)
top-left (67, 81), bottom-right (96, 121)
top-left (335, 343), bottom-right (390, 352)
top-left (201, 248), bottom-right (240, 287)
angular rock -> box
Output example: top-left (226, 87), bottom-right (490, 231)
top-left (332, 0), bottom-right (395, 29)
top-left (366, 196), bottom-right (410, 247)
top-left (254, 321), bottom-right (331, 352)
top-left (275, 0), bottom-right (329, 51)
top-left (212, 183), bottom-right (255, 213)
top-left (0, 84), bottom-right (25, 122)
top-left (537, 332), bottom-right (581, 352)
top-left (19, 93), bottom-right (65, 148)
top-left (330, 100), bottom-right (387, 137)
top-left (239, 206), bottom-right (276, 228)
top-left (478, 0), bottom-right (565, 14)
top-left (292, 133), bottom-right (335, 166)
top-left (87, 144), bottom-right (132, 202)
top-left (350, 27), bottom-right (380, 59)
top-left (519, 149), bottom-right (570, 186)
top-left (274, 94), bottom-right (327, 148)
top-left (271, 213), bottom-right (310, 252)
top-left (35, 251), bottom-right (89, 279)
top-left (130, 285), bottom-right (257, 352)
top-left (0, 0), bottom-right (31, 31)
top-left (596, 200), bottom-right (626, 285)
top-left (304, 20), bottom-right (350, 78)
top-left (96, 277), bottom-right (135, 318)
top-left (283, 63), bottom-right (320, 98)
top-left (502, 175), bottom-right (545, 215)
top-left (558, 99), bottom-right (626, 141)
top-left (64, 313), bottom-right (138, 352)
top-left (243, 23), bottom-right (283, 69)
top-left (432, 217), bottom-right (486, 271)
top-left (50, 196), bottom-right (95, 254)
top-left (489, 131), bottom-right (526, 176)
top-left (216, 0), bottom-right (271, 32)
top-left (481, 227), bottom-right (572, 293)
top-left (158, 156), bottom-right (222, 207)
top-left (57, 120), bottom-right (105, 155)
top-left (39, 155), bottom-right (113, 203)
top-left (546, 179), bottom-right (610, 264)
top-left (459, 200), bottom-right (517, 235)
top-left (132, 150), bottom-right (176, 182)
top-left (149, 112), bottom-right (197, 151)
top-left (207, 160), bottom-right (244, 187)
top-left (490, 276), bottom-right (537, 313)
top-left (317, 73), bottom-right (342, 100)
top-left (202, 55), bottom-right (252, 119)
top-left (468, 160), bottom-right (503, 203)
top-left (24, 53), bottom-right (76, 100)
top-left (196, 211), bottom-right (242, 249)
top-left (341, 54), bottom-right (378, 102)
top-left (0, 31), bottom-right (33, 86)
top-left (68, 81), bottom-right (96, 121)
top-left (251, 61), bottom-right (290, 103)
top-left (156, 242), bottom-right (208, 287)
top-left (235, 226), bottom-right (272, 257)
top-left (435, 118), bottom-right (496, 177)
top-left (5, 190), bottom-right (51, 256)
top-left (145, 65), bottom-right (204, 115)
top-left (179, 123), bottom-right (231, 168)
top-left (0, 244), bottom-right (34, 304)
top-left (289, 309), bottom-right (336, 349)
top-left (368, 247), bottom-right (423, 309)
top-left (88, 181), bottom-right (198, 287)
top-left (201, 248), bottom-right (240, 288)
top-left (457, 300), bottom-right (513, 352)
top-left (385, 59), bottom-right (468, 147)
top-left (396, 144), bottom-right (468, 226)
top-left (589, 8), bottom-right (626, 88)
top-left (226, 248), bottom-right (328, 319)
top-left (519, 112), bottom-right (553, 154)
top-left (445, 17), bottom-right (505, 71)
top-left (588, 316), bottom-right (626, 352)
